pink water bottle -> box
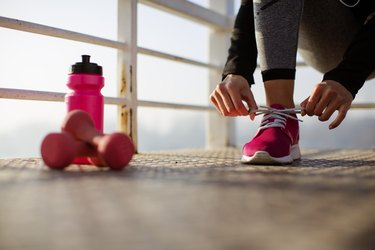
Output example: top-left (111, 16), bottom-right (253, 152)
top-left (65, 55), bottom-right (104, 164)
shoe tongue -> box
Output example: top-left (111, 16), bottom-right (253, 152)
top-left (261, 104), bottom-right (288, 128)
top-left (270, 104), bottom-right (285, 110)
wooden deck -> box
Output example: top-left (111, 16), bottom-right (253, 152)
top-left (1, 148), bottom-right (375, 250)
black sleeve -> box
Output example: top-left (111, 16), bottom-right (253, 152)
top-left (222, 0), bottom-right (257, 86)
top-left (323, 17), bottom-right (375, 99)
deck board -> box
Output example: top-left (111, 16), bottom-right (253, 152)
top-left (0, 148), bottom-right (375, 250)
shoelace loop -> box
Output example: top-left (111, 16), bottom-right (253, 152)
top-left (249, 106), bottom-right (303, 130)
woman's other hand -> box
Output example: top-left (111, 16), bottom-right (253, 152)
top-left (300, 80), bottom-right (353, 129)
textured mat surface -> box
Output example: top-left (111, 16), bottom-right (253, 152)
top-left (1, 148), bottom-right (375, 250)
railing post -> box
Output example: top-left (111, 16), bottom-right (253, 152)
top-left (117, 0), bottom-right (138, 151)
top-left (207, 0), bottom-right (233, 148)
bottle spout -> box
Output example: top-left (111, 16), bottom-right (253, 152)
top-left (82, 55), bottom-right (90, 64)
top-left (70, 55), bottom-right (102, 75)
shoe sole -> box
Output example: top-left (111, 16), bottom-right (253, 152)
top-left (241, 144), bottom-right (301, 165)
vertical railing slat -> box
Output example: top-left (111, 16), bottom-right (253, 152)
top-left (117, 0), bottom-right (139, 151)
top-left (207, 0), bottom-right (233, 148)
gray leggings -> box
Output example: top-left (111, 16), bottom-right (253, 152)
top-left (254, 0), bottom-right (360, 74)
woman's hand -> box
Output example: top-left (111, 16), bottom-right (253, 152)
top-left (209, 74), bottom-right (258, 120)
top-left (300, 80), bottom-right (353, 129)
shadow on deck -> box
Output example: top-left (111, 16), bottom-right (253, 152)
top-left (0, 148), bottom-right (375, 250)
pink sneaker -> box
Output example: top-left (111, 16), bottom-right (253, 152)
top-left (241, 104), bottom-right (301, 165)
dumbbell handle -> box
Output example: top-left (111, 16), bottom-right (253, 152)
top-left (62, 110), bottom-right (103, 146)
top-left (62, 110), bottom-right (134, 169)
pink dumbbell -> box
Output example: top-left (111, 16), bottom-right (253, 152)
top-left (62, 110), bottom-right (135, 170)
top-left (41, 132), bottom-right (98, 169)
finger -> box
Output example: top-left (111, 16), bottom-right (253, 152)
top-left (305, 82), bottom-right (327, 116)
top-left (216, 85), bottom-right (240, 116)
top-left (211, 92), bottom-right (229, 116)
top-left (225, 85), bottom-right (249, 116)
top-left (314, 91), bottom-right (335, 117)
top-left (242, 90), bottom-right (258, 120)
top-left (220, 91), bottom-right (239, 116)
top-left (230, 92), bottom-right (250, 116)
top-left (248, 101), bottom-right (258, 121)
top-left (300, 97), bottom-right (309, 116)
top-left (318, 100), bottom-right (338, 122)
top-left (246, 91), bottom-right (258, 111)
top-left (329, 104), bottom-right (350, 129)
top-left (209, 94), bottom-right (223, 115)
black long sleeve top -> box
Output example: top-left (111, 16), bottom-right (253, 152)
top-left (222, 0), bottom-right (375, 99)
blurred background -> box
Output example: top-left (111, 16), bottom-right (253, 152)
top-left (0, 0), bottom-right (374, 158)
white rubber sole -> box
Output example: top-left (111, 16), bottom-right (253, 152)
top-left (241, 144), bottom-right (301, 165)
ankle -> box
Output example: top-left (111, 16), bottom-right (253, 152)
top-left (266, 101), bottom-right (295, 109)
top-left (264, 79), bottom-right (295, 108)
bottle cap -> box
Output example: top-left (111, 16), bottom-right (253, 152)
top-left (70, 55), bottom-right (102, 75)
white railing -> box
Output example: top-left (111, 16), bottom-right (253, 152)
top-left (1, 0), bottom-right (374, 152)
top-left (0, 0), bottom-right (232, 151)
